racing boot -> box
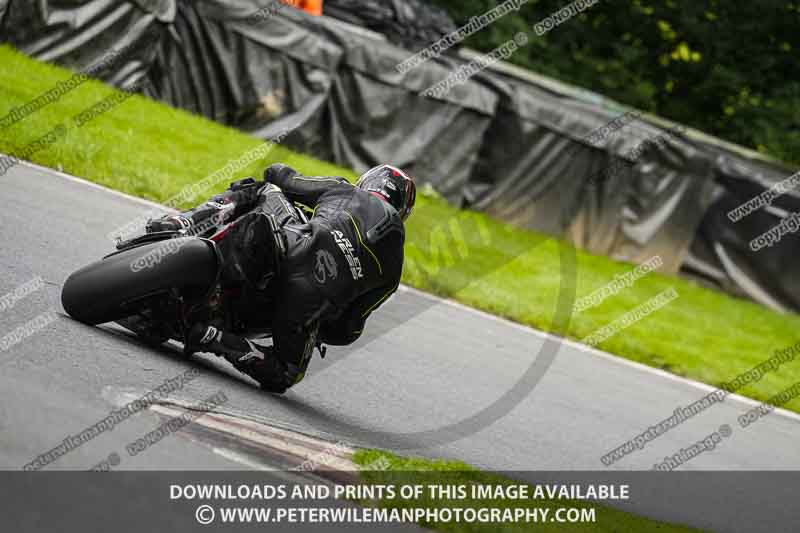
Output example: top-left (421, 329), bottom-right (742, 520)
top-left (185, 323), bottom-right (290, 393)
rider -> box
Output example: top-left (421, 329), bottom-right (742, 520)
top-left (146, 163), bottom-right (416, 393)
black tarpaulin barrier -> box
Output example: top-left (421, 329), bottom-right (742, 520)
top-left (464, 70), bottom-right (716, 274)
top-left (0, 0), bottom-right (169, 89)
top-left (0, 1), bottom-right (8, 29)
top-left (323, 0), bottom-right (458, 52)
top-left (682, 151), bottom-right (800, 312)
top-left (149, 0), bottom-right (343, 139)
top-left (0, 0), bottom-right (797, 314)
top-left (293, 12), bottom-right (498, 197)
top-left (140, 2), bottom-right (498, 197)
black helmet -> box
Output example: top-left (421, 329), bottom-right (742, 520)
top-left (356, 164), bottom-right (416, 221)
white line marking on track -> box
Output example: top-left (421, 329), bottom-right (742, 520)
top-left (212, 447), bottom-right (272, 471)
top-left (400, 285), bottom-right (800, 424)
top-left (19, 159), bottom-right (176, 213)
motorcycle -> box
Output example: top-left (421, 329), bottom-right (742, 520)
top-left (61, 180), bottom-right (308, 354)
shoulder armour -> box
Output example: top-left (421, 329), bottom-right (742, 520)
top-left (365, 200), bottom-right (404, 245)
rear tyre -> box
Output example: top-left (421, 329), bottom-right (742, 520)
top-left (61, 238), bottom-right (219, 325)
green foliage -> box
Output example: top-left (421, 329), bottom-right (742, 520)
top-left (430, 0), bottom-right (800, 165)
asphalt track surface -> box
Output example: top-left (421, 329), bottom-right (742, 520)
top-left (2, 162), bottom-right (800, 531)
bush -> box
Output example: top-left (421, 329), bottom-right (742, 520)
top-left (430, 0), bottom-right (800, 165)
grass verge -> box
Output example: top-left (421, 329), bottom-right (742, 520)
top-left (1, 45), bottom-right (799, 416)
top-left (352, 449), bottom-right (701, 532)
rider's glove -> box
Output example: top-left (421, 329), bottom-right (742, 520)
top-left (145, 215), bottom-right (191, 234)
top-left (263, 163), bottom-right (298, 185)
top-left (226, 177), bottom-right (262, 208)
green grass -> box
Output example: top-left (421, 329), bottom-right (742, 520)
top-left (2, 45), bottom-right (799, 414)
top-left (352, 449), bottom-right (702, 532)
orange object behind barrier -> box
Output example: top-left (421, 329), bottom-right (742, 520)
top-left (286, 0), bottom-right (322, 16)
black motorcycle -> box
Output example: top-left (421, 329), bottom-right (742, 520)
top-left (61, 180), bottom-right (307, 354)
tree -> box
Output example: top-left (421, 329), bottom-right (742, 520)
top-left (430, 0), bottom-right (800, 165)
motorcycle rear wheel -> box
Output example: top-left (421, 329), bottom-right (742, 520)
top-left (61, 238), bottom-right (219, 325)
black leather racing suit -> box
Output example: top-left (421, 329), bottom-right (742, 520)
top-left (165, 164), bottom-right (405, 392)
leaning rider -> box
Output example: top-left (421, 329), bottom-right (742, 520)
top-left (146, 163), bottom-right (415, 393)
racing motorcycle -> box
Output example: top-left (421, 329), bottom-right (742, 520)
top-left (61, 179), bottom-right (306, 354)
